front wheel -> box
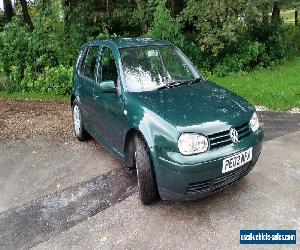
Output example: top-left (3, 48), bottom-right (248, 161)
top-left (134, 135), bottom-right (159, 204)
top-left (72, 99), bottom-right (89, 141)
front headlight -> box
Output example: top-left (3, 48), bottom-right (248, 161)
top-left (249, 112), bottom-right (259, 132)
top-left (178, 133), bottom-right (209, 155)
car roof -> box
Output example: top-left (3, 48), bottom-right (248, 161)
top-left (83, 38), bottom-right (171, 49)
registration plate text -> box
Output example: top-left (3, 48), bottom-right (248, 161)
top-left (222, 148), bottom-right (252, 174)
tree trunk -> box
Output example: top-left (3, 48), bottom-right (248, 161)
top-left (19, 0), bottom-right (34, 31)
top-left (296, 10), bottom-right (298, 26)
top-left (271, 1), bottom-right (281, 22)
top-left (3, 0), bottom-right (14, 23)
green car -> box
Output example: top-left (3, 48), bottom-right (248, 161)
top-left (71, 38), bottom-right (263, 204)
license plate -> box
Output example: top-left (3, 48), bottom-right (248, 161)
top-left (222, 148), bottom-right (252, 174)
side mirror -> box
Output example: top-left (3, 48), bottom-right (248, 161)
top-left (98, 80), bottom-right (116, 93)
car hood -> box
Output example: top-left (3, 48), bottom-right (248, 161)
top-left (129, 81), bottom-right (255, 133)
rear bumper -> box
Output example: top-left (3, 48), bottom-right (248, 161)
top-left (151, 129), bottom-right (263, 201)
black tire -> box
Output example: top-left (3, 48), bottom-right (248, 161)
top-left (125, 136), bottom-right (136, 169)
top-left (134, 134), bottom-right (158, 204)
top-left (72, 99), bottom-right (89, 141)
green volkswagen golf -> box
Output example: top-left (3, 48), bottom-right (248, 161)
top-left (71, 38), bottom-right (263, 204)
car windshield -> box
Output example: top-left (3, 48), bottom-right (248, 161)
top-left (120, 45), bottom-right (200, 92)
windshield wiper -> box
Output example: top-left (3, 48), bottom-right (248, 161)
top-left (156, 80), bottom-right (183, 90)
top-left (156, 77), bottom-right (204, 91)
top-left (186, 76), bottom-right (205, 85)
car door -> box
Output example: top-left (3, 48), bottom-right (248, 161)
top-left (93, 46), bottom-right (127, 157)
top-left (77, 46), bottom-right (100, 133)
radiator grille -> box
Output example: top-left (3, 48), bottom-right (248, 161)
top-left (186, 162), bottom-right (253, 195)
top-left (208, 122), bottom-right (251, 150)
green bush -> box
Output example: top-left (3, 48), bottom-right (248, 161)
top-left (20, 66), bottom-right (35, 92)
top-left (0, 74), bottom-right (12, 92)
top-left (203, 22), bottom-right (296, 76)
top-left (0, 2), bottom-right (75, 96)
top-left (0, 0), bottom-right (299, 96)
top-left (289, 26), bottom-right (300, 56)
top-left (29, 2), bottom-right (67, 71)
top-left (214, 41), bottom-right (265, 76)
top-left (0, 18), bottom-right (31, 89)
top-left (34, 65), bottom-right (73, 96)
top-left (247, 22), bottom-right (293, 65)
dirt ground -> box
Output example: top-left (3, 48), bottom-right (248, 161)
top-left (0, 99), bottom-right (73, 142)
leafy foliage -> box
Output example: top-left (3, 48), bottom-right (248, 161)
top-left (147, 0), bottom-right (183, 44)
top-left (214, 41), bottom-right (266, 76)
top-left (0, 0), bottom-right (299, 95)
top-left (182, 0), bottom-right (244, 56)
top-left (0, 18), bottom-right (30, 90)
top-left (34, 65), bottom-right (73, 96)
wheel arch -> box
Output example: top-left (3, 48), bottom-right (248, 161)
top-left (71, 94), bottom-right (76, 106)
top-left (124, 125), bottom-right (157, 149)
top-left (123, 127), bottom-right (155, 166)
top-left (124, 128), bottom-right (147, 152)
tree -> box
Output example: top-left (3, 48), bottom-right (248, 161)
top-left (63, 0), bottom-right (80, 33)
top-left (271, 1), bottom-right (281, 22)
top-left (3, 0), bottom-right (14, 23)
top-left (134, 0), bottom-right (148, 32)
top-left (268, 0), bottom-right (300, 22)
top-left (148, 0), bottom-right (183, 44)
top-left (19, 0), bottom-right (34, 31)
top-left (182, 0), bottom-right (246, 56)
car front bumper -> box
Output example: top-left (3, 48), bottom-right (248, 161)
top-left (151, 129), bottom-right (264, 201)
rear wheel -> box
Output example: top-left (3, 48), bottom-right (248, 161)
top-left (72, 99), bottom-right (89, 141)
top-left (134, 134), bottom-right (158, 204)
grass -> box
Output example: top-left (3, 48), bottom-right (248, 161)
top-left (281, 9), bottom-right (297, 24)
top-left (209, 57), bottom-right (300, 111)
top-left (0, 91), bottom-right (69, 102)
top-left (1, 58), bottom-right (300, 111)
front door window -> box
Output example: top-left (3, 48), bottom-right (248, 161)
top-left (98, 47), bottom-right (118, 85)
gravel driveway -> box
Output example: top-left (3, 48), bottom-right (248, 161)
top-left (0, 99), bottom-right (73, 142)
